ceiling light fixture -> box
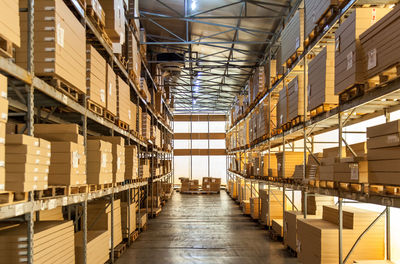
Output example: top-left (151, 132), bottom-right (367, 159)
top-left (191, 0), bottom-right (197, 11)
top-left (193, 99), bottom-right (197, 104)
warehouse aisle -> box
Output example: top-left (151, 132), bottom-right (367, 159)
top-left (117, 191), bottom-right (297, 264)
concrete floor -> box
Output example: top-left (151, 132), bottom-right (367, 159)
top-left (117, 191), bottom-right (298, 264)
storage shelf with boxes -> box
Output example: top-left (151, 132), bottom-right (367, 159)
top-left (0, 0), bottom-right (174, 263)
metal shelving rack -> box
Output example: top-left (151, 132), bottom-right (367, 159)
top-left (0, 1), bottom-right (174, 264)
top-left (226, 0), bottom-right (400, 263)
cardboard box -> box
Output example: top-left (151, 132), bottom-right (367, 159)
top-left (0, 0), bottom-right (20, 47)
top-left (125, 145), bottom-right (138, 180)
top-left (106, 64), bottom-right (117, 116)
top-left (99, 0), bottom-right (125, 42)
top-left (87, 44), bottom-right (107, 108)
top-left (275, 152), bottom-right (304, 178)
top-left (367, 133), bottom-right (400, 149)
top-left (16, 0), bottom-right (86, 93)
top-left (75, 230), bottom-right (109, 264)
top-left (281, 9), bottom-right (304, 65)
top-left (117, 76), bottom-right (131, 125)
top-left (367, 120), bottom-right (400, 138)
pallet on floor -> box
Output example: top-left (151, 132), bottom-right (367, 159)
top-left (0, 191), bottom-right (28, 206)
top-left (113, 242), bottom-right (127, 259)
top-left (129, 230), bottom-right (139, 243)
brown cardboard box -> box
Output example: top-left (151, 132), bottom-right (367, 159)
top-left (125, 145), bottom-right (138, 180)
top-left (335, 8), bottom-right (390, 95)
top-left (117, 76), bottom-right (131, 125)
top-left (129, 102), bottom-right (137, 132)
top-left (360, 5), bottom-right (400, 82)
top-left (99, 0), bottom-right (125, 42)
top-left (367, 133), bottom-right (400, 149)
top-left (87, 140), bottom-right (113, 184)
top-left (87, 44), bottom-right (106, 108)
top-left (308, 45), bottom-right (337, 111)
top-left (250, 197), bottom-right (260, 220)
top-left (106, 64), bottom-right (117, 116)
top-left (0, 0), bottom-right (20, 47)
top-left (75, 230), bottom-right (109, 264)
top-left (367, 120), bottom-right (400, 138)
top-left (333, 161), bottom-right (368, 183)
top-left (272, 219), bottom-right (283, 237)
top-left (121, 202), bottom-right (136, 237)
top-left (17, 0), bottom-right (86, 94)
top-left (259, 189), bottom-right (289, 226)
top-left (276, 152), bottom-right (304, 178)
top-left (287, 75), bottom-right (305, 121)
top-left (281, 9), bottom-right (304, 65)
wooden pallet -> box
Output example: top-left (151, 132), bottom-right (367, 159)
top-left (338, 182), bottom-right (366, 193)
top-left (0, 191), bottom-right (28, 206)
top-left (282, 122), bottom-right (292, 131)
top-left (150, 207), bottom-right (162, 217)
top-left (319, 180), bottom-right (335, 189)
top-left (285, 50), bottom-right (302, 69)
top-left (369, 184), bottom-right (400, 196)
top-left (89, 183), bottom-right (113, 192)
top-left (0, 34), bottom-right (13, 58)
top-left (365, 63), bottom-right (400, 91)
top-left (291, 115), bottom-right (304, 127)
top-left (39, 75), bottom-right (84, 102)
top-left (35, 184), bottom-right (88, 198)
top-left (129, 230), bottom-right (139, 243)
top-left (103, 110), bottom-right (116, 123)
top-left (113, 242), bottom-right (127, 258)
top-left (339, 84), bottom-right (364, 104)
top-left (308, 179), bottom-right (319, 187)
top-left (87, 6), bottom-right (105, 31)
top-left (317, 6), bottom-right (338, 30)
top-left (87, 99), bottom-right (103, 116)
top-left (310, 103), bottom-right (337, 118)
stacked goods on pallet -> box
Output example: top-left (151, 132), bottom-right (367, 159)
top-left (249, 66), bottom-right (266, 103)
top-left (276, 47), bottom-right (284, 76)
top-left (142, 111), bottom-right (151, 140)
top-left (34, 124), bottom-right (86, 186)
top-left (335, 8), bottom-right (390, 96)
top-left (334, 142), bottom-right (368, 184)
top-left (17, 0), bottom-right (86, 94)
top-left (265, 59), bottom-right (277, 89)
top-left (263, 153), bottom-right (278, 177)
top-left (106, 64), bottom-right (117, 117)
top-left (229, 181), bottom-right (238, 199)
top-left (277, 87), bottom-right (287, 128)
top-left (297, 206), bottom-right (385, 264)
top-left (140, 78), bottom-right (151, 103)
top-left (87, 0), bottom-right (105, 27)
top-left (125, 145), bottom-right (138, 180)
top-left (301, 193), bottom-right (335, 215)
top-left (250, 197), bottom-right (260, 219)
top-left (360, 5), bottom-right (400, 89)
top-left (87, 140), bottom-right (113, 184)
top-left (130, 101), bottom-right (137, 132)
top-left (304, 0), bottom-right (340, 40)
top-left (0, 0), bottom-right (20, 56)
top-left (242, 200), bottom-right (251, 215)
top-left (128, 32), bottom-right (141, 85)
top-left (117, 76), bottom-right (131, 128)
top-left (287, 75), bottom-right (305, 122)
top-left (259, 189), bottom-right (288, 226)
top-left (283, 211), bottom-right (322, 252)
top-left (75, 230), bottom-right (109, 264)
top-left (0, 75), bottom-right (7, 189)
top-left (292, 153), bottom-right (322, 181)
top-left (87, 199), bottom-right (123, 249)
top-left (367, 120), bottom-right (400, 185)
top-left (138, 208), bottom-right (148, 229)
top-left (281, 9), bottom-right (304, 66)
top-left (308, 45), bottom-right (337, 112)
top-left (180, 178), bottom-right (199, 192)
top-left (202, 177), bottom-right (221, 192)
top-left (272, 219), bottom-right (283, 237)
top-left (5, 134), bottom-right (50, 192)
top-left (99, 0), bottom-right (125, 43)
top-left (128, 0), bottom-right (140, 33)
top-left (155, 91), bottom-right (163, 114)
top-left (120, 202), bottom-right (137, 238)
top-left (0, 221), bottom-right (75, 263)
top-left (139, 158), bottom-right (150, 179)
top-left (319, 146), bottom-right (345, 181)
top-left (275, 152), bottom-right (304, 178)
top-left (89, 136), bottom-right (125, 183)
top-left (146, 196), bottom-right (161, 208)
top-left (87, 45), bottom-right (107, 111)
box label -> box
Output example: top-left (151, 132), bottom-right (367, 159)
top-left (387, 134), bottom-right (399, 144)
top-left (72, 151), bottom-right (79, 168)
top-left (100, 89), bottom-right (105, 103)
top-left (56, 23), bottom-right (64, 48)
top-left (350, 163), bottom-right (359, 180)
top-left (346, 52), bottom-right (353, 70)
top-left (367, 49), bottom-right (377, 70)
top-left (101, 153), bottom-right (107, 168)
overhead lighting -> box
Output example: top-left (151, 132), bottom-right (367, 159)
top-left (193, 99), bottom-right (197, 104)
top-left (191, 0), bottom-right (197, 11)
top-left (194, 85), bottom-right (199, 92)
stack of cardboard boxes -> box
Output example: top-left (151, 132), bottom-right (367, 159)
top-left (259, 189), bottom-right (288, 226)
top-left (0, 75), bottom-right (7, 190)
top-left (117, 76), bottom-right (131, 127)
top-left (87, 45), bottom-right (107, 111)
top-left (75, 230), bottom-right (109, 264)
top-left (106, 64), bottom-right (117, 118)
top-left (250, 197), bottom-right (260, 219)
top-left (139, 158), bottom-right (150, 179)
top-left (34, 124), bottom-right (86, 186)
top-left (201, 177), bottom-right (221, 192)
top-left (281, 9), bottom-right (304, 65)
top-left (17, 0), bottom-right (86, 95)
top-left (297, 206), bottom-right (385, 263)
top-left (5, 134), bottom-right (50, 192)
top-left (99, 0), bottom-right (125, 50)
top-left (287, 75), bottom-right (305, 122)
top-left (120, 201), bottom-right (137, 238)
top-left (142, 111), bottom-right (151, 140)
top-left (180, 178), bottom-right (199, 192)
top-left (367, 120), bottom-right (400, 186)
top-left (0, 0), bottom-right (20, 55)
top-left (125, 145), bottom-right (138, 180)
top-left (275, 152), bottom-right (304, 179)
top-left (0, 221), bottom-right (75, 263)
top-left (89, 136), bottom-right (125, 183)
top-left (87, 140), bottom-right (113, 184)
top-left (87, 199), bottom-right (123, 250)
